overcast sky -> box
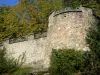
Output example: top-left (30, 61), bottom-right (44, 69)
top-left (0, 0), bottom-right (19, 6)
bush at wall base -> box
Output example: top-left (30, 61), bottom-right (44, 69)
top-left (0, 48), bottom-right (26, 74)
top-left (49, 49), bottom-right (85, 75)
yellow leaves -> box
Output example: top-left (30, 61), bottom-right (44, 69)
top-left (0, 0), bottom-right (65, 41)
top-left (1, 0), bottom-right (40, 38)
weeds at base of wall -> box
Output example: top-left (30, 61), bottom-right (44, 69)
top-left (0, 47), bottom-right (26, 75)
top-left (0, 67), bottom-right (33, 75)
top-left (12, 67), bottom-right (33, 75)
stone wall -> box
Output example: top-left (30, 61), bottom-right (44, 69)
top-left (3, 36), bottom-right (48, 68)
top-left (2, 7), bottom-right (98, 68)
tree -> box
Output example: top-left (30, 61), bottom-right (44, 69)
top-left (34, 0), bottom-right (65, 20)
top-left (0, 5), bottom-right (10, 42)
top-left (71, 0), bottom-right (100, 17)
top-left (86, 21), bottom-right (100, 74)
top-left (4, 0), bottom-right (38, 38)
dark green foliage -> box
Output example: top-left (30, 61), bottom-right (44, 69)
top-left (0, 48), bottom-right (26, 74)
top-left (49, 49), bottom-right (85, 75)
top-left (85, 21), bottom-right (100, 74)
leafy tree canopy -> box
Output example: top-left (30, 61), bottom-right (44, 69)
top-left (0, 0), bottom-right (100, 42)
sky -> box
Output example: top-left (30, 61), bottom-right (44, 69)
top-left (0, 0), bottom-right (19, 6)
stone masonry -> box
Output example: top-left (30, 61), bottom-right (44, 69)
top-left (2, 7), bottom-right (97, 68)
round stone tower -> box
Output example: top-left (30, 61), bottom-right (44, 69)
top-left (47, 7), bottom-right (97, 51)
top-left (44, 7), bottom-right (98, 68)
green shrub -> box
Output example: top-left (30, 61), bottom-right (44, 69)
top-left (0, 48), bottom-right (26, 74)
top-left (49, 49), bottom-right (85, 75)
